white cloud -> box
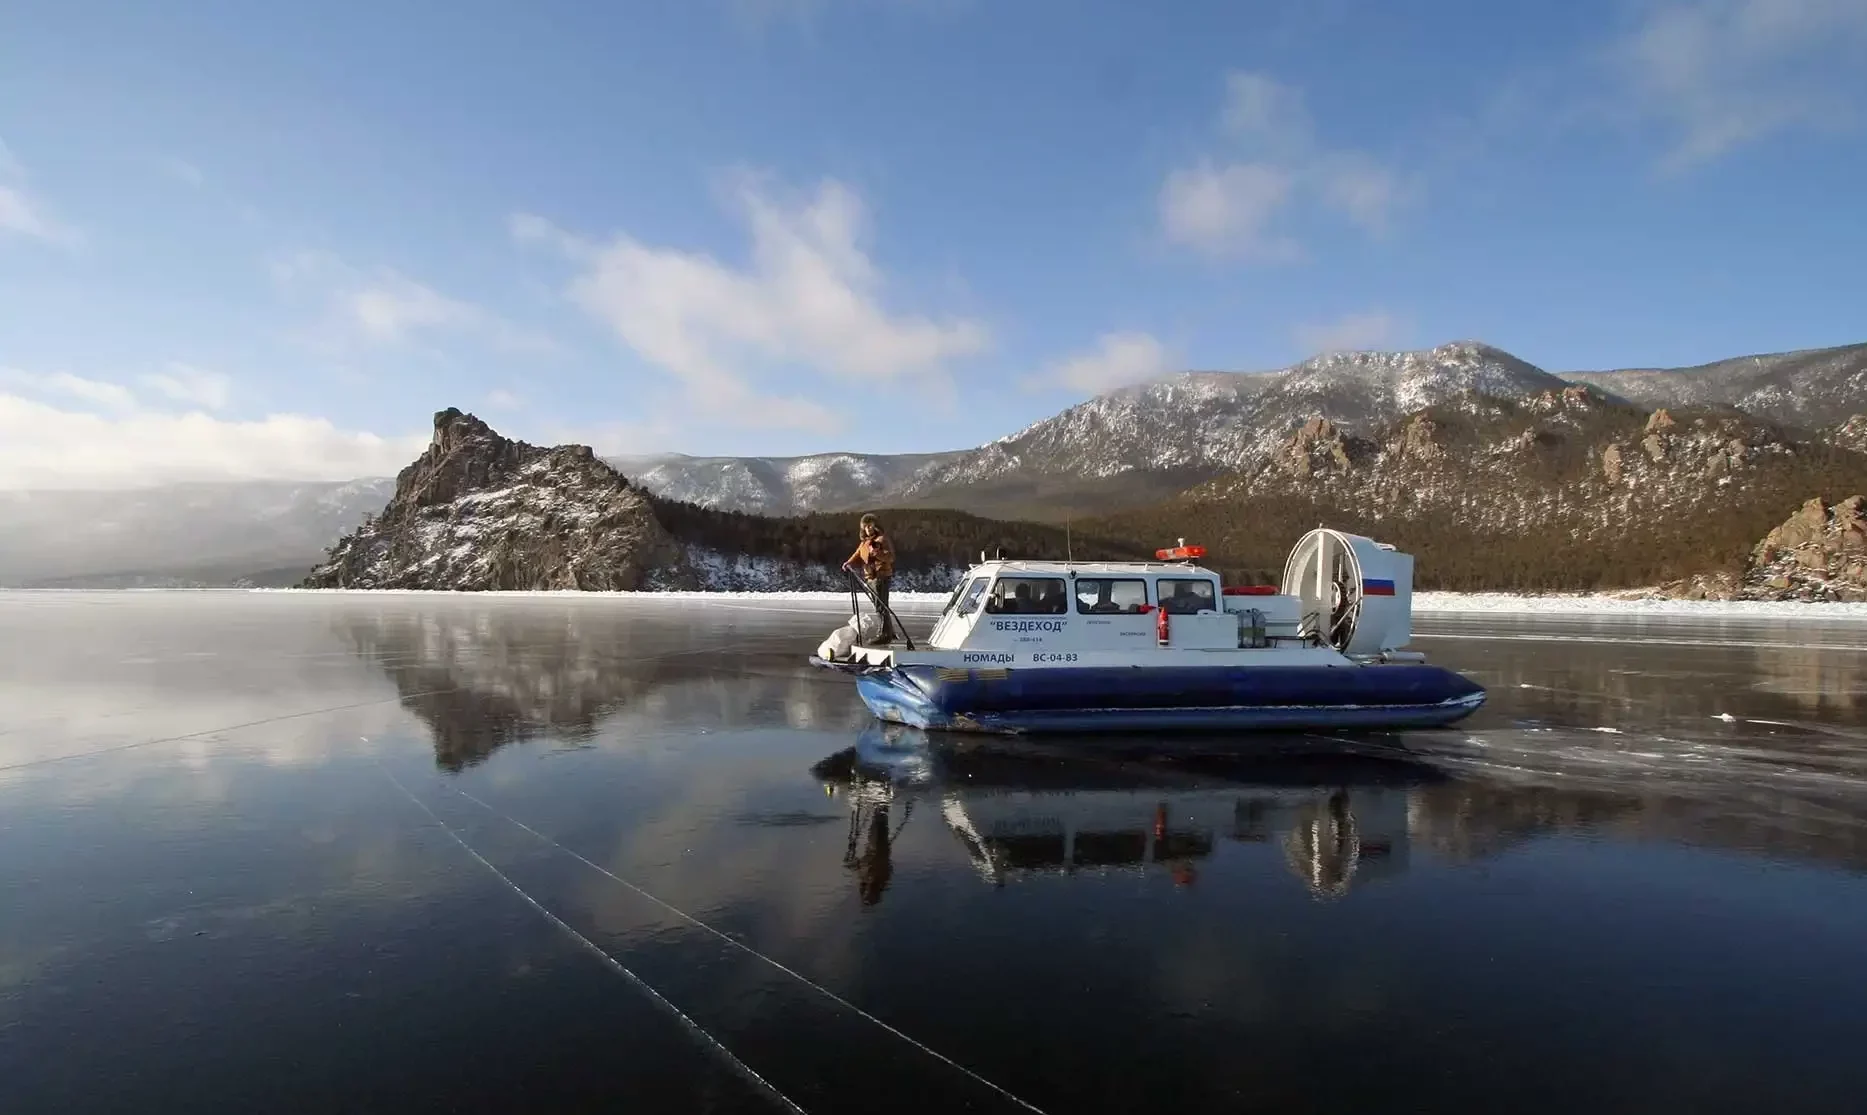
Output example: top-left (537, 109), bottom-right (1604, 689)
top-left (1035, 332), bottom-right (1176, 395)
top-left (0, 369), bottom-right (137, 411)
top-left (1161, 71), bottom-right (1406, 259)
top-left (1160, 162), bottom-right (1298, 259)
top-left (155, 155), bottom-right (206, 187)
top-left (0, 139), bottom-right (79, 246)
top-left (1610, 0), bottom-right (1867, 166)
top-left (1221, 71), bottom-right (1312, 145)
top-left (0, 392), bottom-right (426, 489)
top-left (1315, 154), bottom-right (1402, 232)
top-left (271, 250), bottom-right (560, 355)
top-left (139, 363), bottom-right (233, 410)
top-left (348, 273), bottom-right (481, 341)
top-left (514, 174), bottom-right (988, 433)
top-left (537, 413), bottom-right (684, 459)
top-left (0, 186), bottom-right (59, 242)
top-left (508, 212), bottom-right (588, 258)
top-left (1294, 311), bottom-right (1404, 355)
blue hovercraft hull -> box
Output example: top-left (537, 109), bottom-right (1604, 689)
top-left (840, 662), bottom-right (1486, 735)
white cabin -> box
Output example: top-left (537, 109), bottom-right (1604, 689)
top-left (925, 557), bottom-right (1299, 652)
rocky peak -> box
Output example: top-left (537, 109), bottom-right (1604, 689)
top-left (433, 405), bottom-right (495, 447)
top-left (398, 408), bottom-right (619, 511)
top-left (304, 409), bottom-right (682, 591)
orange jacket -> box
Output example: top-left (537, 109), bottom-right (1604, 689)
top-left (846, 532), bottom-right (895, 579)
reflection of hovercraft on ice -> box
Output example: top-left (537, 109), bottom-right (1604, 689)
top-left (809, 528), bottom-right (1486, 736)
top-left (812, 724), bottom-right (1425, 896)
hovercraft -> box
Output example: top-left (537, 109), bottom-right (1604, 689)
top-left (808, 528), bottom-right (1485, 735)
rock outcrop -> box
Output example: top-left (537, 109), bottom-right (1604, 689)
top-left (1278, 417), bottom-right (1372, 477)
top-left (1651, 494), bottom-right (1867, 602)
top-left (303, 409), bottom-right (688, 590)
top-left (1744, 495), bottom-right (1867, 601)
top-left (1833, 415), bottom-right (1867, 454)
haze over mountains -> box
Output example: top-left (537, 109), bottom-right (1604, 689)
top-left (0, 478), bottom-right (397, 588)
top-left (3, 339), bottom-right (1863, 588)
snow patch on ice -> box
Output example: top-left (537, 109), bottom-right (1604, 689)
top-left (1414, 591), bottom-right (1867, 620)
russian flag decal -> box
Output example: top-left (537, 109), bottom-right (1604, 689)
top-left (1362, 578), bottom-right (1396, 596)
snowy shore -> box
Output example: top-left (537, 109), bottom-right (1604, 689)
top-left (219, 586), bottom-right (1867, 620)
top-left (1411, 592), bottom-right (1867, 619)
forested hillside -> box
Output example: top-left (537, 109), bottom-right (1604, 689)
top-left (647, 497), bottom-right (1151, 576)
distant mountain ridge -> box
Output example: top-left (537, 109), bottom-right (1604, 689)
top-left (1561, 343), bottom-right (1867, 430)
top-left (4, 338), bottom-right (1862, 587)
top-left (614, 340), bottom-right (1866, 519)
top-left (607, 449), bottom-right (964, 516)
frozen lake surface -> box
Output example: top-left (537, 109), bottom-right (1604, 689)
top-left (4, 591), bottom-right (1867, 1113)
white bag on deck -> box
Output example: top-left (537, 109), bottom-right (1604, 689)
top-left (818, 625), bottom-right (856, 661)
top-left (816, 612), bottom-right (884, 661)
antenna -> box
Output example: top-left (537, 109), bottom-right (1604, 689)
top-left (1066, 512), bottom-right (1074, 563)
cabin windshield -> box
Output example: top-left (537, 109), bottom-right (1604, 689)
top-left (985, 575), bottom-right (1068, 615)
top-left (950, 576), bottom-right (990, 617)
top-left (1073, 577), bottom-right (1149, 614)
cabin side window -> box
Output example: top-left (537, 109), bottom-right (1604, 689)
top-left (984, 576), bottom-right (1068, 615)
top-left (1073, 577), bottom-right (1149, 614)
top-left (954, 577), bottom-right (990, 617)
top-left (1156, 577), bottom-right (1217, 614)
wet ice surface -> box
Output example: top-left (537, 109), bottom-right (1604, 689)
top-left (3, 592), bottom-right (1867, 1113)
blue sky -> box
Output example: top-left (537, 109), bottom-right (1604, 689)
top-left (3, 0), bottom-right (1865, 486)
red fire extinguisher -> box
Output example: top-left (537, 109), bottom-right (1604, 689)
top-left (1156, 605), bottom-right (1169, 646)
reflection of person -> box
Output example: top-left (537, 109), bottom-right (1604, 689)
top-left (843, 514), bottom-right (896, 643)
top-left (854, 807), bottom-right (893, 906)
top-left (1284, 791), bottom-right (1358, 899)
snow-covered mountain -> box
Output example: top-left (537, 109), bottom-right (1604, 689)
top-left (0, 477), bottom-right (396, 587)
top-left (1560, 343), bottom-right (1867, 429)
top-left (608, 340), bottom-right (1864, 520)
top-left (1089, 391), bottom-right (1867, 598)
top-left (887, 342), bottom-right (1577, 512)
top-left (607, 450), bottom-right (962, 515)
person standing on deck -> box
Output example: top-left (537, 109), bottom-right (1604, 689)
top-left (842, 514), bottom-right (896, 643)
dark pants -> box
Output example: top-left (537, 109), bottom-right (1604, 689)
top-left (868, 576), bottom-right (894, 641)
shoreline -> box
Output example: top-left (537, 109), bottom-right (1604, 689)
top-left (7, 585), bottom-right (1861, 619)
